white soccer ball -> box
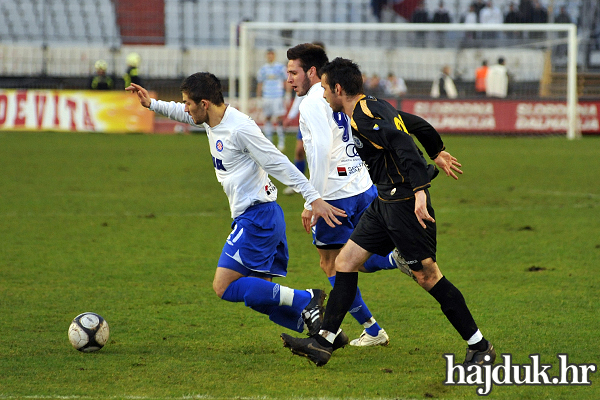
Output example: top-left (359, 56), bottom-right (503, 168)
top-left (68, 312), bottom-right (110, 352)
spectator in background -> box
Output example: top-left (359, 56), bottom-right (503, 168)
top-left (480, 1), bottom-right (503, 41)
top-left (555, 5), bottom-right (572, 24)
top-left (475, 60), bottom-right (488, 95)
top-left (486, 57), bottom-right (508, 98)
top-left (432, 2), bottom-right (451, 23)
top-left (554, 6), bottom-right (572, 57)
top-left (470, 0), bottom-right (486, 21)
top-left (519, 0), bottom-right (534, 23)
top-left (124, 53), bottom-right (142, 89)
top-left (432, 1), bottom-right (451, 47)
top-left (504, 3), bottom-right (523, 39)
top-left (371, 0), bottom-right (388, 22)
top-left (382, 73), bottom-right (407, 97)
top-left (257, 49), bottom-right (289, 151)
top-left (531, 0), bottom-right (548, 23)
top-left (365, 74), bottom-right (384, 96)
top-left (462, 5), bottom-right (479, 41)
top-left (411, 1), bottom-right (429, 47)
top-left (431, 65), bottom-right (457, 98)
top-left (530, 0), bottom-right (548, 38)
top-left (89, 60), bottom-right (114, 90)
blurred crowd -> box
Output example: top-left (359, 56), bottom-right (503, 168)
top-left (371, 0), bottom-right (573, 26)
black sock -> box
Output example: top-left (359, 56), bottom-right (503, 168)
top-left (315, 334), bottom-right (333, 348)
top-left (468, 338), bottom-right (489, 352)
top-left (321, 271), bottom-right (358, 336)
top-left (428, 276), bottom-right (479, 341)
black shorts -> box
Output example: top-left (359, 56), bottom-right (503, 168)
top-left (349, 190), bottom-right (437, 270)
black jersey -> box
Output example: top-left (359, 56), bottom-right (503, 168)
top-left (350, 95), bottom-right (445, 200)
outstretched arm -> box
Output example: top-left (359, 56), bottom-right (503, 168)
top-left (434, 150), bottom-right (463, 180)
top-left (125, 83), bottom-right (152, 108)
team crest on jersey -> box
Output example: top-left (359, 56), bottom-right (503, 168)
top-left (216, 140), bottom-right (224, 152)
top-left (373, 124), bottom-right (380, 130)
top-left (353, 136), bottom-right (364, 148)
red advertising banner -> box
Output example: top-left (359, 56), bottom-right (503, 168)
top-left (400, 99), bottom-right (600, 134)
top-left (0, 89), bottom-right (155, 134)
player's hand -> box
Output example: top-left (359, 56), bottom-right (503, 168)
top-left (301, 209), bottom-right (313, 233)
top-left (282, 117), bottom-right (293, 128)
top-left (125, 83), bottom-right (152, 108)
top-left (434, 151), bottom-right (463, 180)
top-left (309, 198), bottom-right (346, 229)
top-left (414, 190), bottom-right (435, 229)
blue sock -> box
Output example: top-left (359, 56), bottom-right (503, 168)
top-left (328, 275), bottom-right (381, 335)
top-left (221, 277), bottom-right (311, 330)
top-left (250, 305), bottom-right (304, 333)
top-left (362, 252), bottom-right (397, 273)
top-left (222, 277), bottom-right (310, 309)
top-left (294, 159), bottom-right (305, 174)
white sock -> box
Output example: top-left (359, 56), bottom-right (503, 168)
top-left (319, 329), bottom-right (337, 344)
top-left (278, 286), bottom-right (294, 306)
top-left (362, 317), bottom-right (376, 329)
top-left (467, 329), bottom-right (483, 345)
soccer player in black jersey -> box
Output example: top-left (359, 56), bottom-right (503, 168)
top-left (281, 57), bottom-right (496, 367)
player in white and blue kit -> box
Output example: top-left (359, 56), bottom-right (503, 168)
top-left (126, 74), bottom-right (347, 337)
top-left (256, 49), bottom-right (289, 151)
top-left (286, 44), bottom-right (412, 346)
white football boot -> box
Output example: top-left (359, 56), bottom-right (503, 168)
top-left (349, 328), bottom-right (390, 347)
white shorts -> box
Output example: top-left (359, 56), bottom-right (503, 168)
top-left (262, 97), bottom-right (285, 119)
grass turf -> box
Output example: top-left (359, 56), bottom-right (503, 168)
top-left (0, 131), bottom-right (598, 399)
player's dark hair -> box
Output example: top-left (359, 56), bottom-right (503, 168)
top-left (319, 57), bottom-right (363, 97)
top-left (180, 72), bottom-right (224, 105)
top-left (287, 43), bottom-right (329, 78)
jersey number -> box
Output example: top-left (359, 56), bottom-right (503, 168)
top-left (212, 156), bottom-right (226, 171)
top-left (394, 114), bottom-right (408, 134)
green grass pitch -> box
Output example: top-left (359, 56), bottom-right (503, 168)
top-left (0, 131), bottom-right (598, 400)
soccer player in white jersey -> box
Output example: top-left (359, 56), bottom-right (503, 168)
top-left (285, 43), bottom-right (411, 346)
top-left (126, 73), bottom-right (348, 339)
top-left (256, 49), bottom-right (288, 151)
top-left (282, 93), bottom-right (306, 195)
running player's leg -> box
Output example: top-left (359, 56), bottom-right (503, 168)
top-left (263, 99), bottom-right (275, 142)
top-left (386, 191), bottom-right (495, 364)
top-left (274, 99), bottom-right (286, 150)
top-left (294, 130), bottom-right (305, 173)
top-left (213, 202), bottom-right (315, 332)
top-left (312, 191), bottom-right (389, 345)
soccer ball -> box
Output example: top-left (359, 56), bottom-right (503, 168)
top-left (68, 312), bottom-right (110, 352)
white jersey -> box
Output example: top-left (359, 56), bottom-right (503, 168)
top-left (299, 83), bottom-right (373, 210)
top-left (149, 99), bottom-right (320, 219)
top-left (286, 94), bottom-right (305, 120)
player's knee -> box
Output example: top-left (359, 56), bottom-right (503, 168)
top-left (413, 259), bottom-right (442, 289)
top-left (319, 259), bottom-right (336, 277)
top-left (335, 255), bottom-right (358, 273)
top-left (212, 279), bottom-right (227, 299)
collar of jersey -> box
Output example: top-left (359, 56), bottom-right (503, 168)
top-left (306, 82), bottom-right (322, 96)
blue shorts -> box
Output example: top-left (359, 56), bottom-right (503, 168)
top-left (312, 185), bottom-right (377, 248)
top-left (296, 129), bottom-right (303, 140)
top-left (217, 202), bottom-right (289, 278)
